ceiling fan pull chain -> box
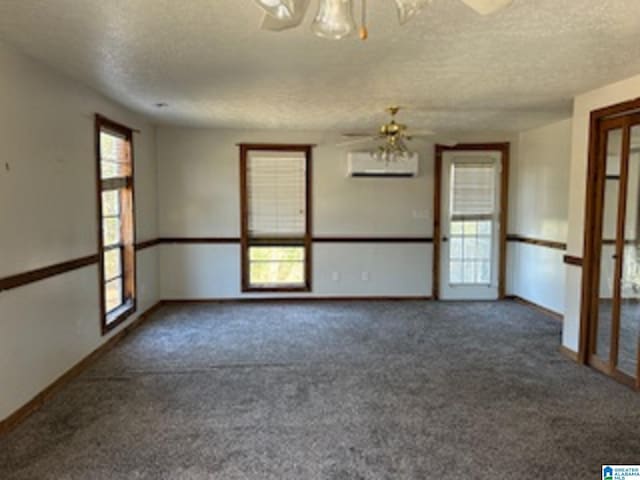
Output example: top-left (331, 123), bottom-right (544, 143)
top-left (359, 0), bottom-right (369, 40)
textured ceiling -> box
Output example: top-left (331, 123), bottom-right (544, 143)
top-left (1, 0), bottom-right (640, 134)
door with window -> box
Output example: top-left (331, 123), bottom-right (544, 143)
top-left (440, 151), bottom-right (502, 300)
top-left (587, 114), bottom-right (640, 388)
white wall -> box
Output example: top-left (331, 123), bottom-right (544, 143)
top-left (0, 41), bottom-right (159, 420)
top-left (158, 128), bottom-right (444, 298)
top-left (156, 127), bottom-right (434, 298)
top-left (563, 73), bottom-right (640, 351)
top-left (156, 127), bottom-right (519, 299)
top-left (508, 119), bottom-right (572, 314)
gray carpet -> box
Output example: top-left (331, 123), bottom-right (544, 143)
top-left (1, 300), bottom-right (639, 479)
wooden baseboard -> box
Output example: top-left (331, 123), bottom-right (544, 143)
top-left (0, 301), bottom-right (164, 437)
top-left (162, 296), bottom-right (433, 304)
top-left (506, 295), bottom-right (563, 321)
top-left (559, 345), bottom-right (579, 363)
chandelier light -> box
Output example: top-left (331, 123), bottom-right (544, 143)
top-left (253, 0), bottom-right (513, 40)
top-left (311, 0), bottom-right (357, 40)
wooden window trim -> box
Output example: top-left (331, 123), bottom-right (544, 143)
top-left (96, 114), bottom-right (137, 334)
top-left (239, 143), bottom-right (313, 293)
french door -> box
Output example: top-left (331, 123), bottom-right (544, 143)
top-left (439, 150), bottom-right (502, 300)
top-left (588, 114), bottom-right (640, 388)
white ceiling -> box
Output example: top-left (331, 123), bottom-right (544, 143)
top-left (1, 0), bottom-right (640, 134)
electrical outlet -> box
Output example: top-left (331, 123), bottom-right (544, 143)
top-left (361, 271), bottom-right (370, 281)
top-left (412, 209), bottom-right (430, 219)
top-left (331, 272), bottom-right (340, 281)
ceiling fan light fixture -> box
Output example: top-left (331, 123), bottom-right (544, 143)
top-left (311, 0), bottom-right (357, 40)
top-left (254, 0), bottom-right (295, 20)
top-left (394, 0), bottom-right (433, 25)
top-left (260, 0), bottom-right (311, 31)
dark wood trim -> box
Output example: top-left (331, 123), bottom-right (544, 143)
top-left (433, 147), bottom-right (443, 300)
top-left (498, 145), bottom-right (510, 299)
top-left (162, 296), bottom-right (433, 304)
top-left (0, 301), bottom-right (163, 436)
top-left (157, 237), bottom-right (433, 244)
top-left (159, 237), bottom-right (241, 244)
top-left (313, 236), bottom-right (433, 243)
top-left (239, 144), bottom-right (314, 293)
top-left (559, 345), bottom-right (580, 363)
top-left (236, 143), bottom-right (317, 150)
top-left (95, 114), bottom-right (137, 335)
top-left (0, 255), bottom-right (99, 292)
top-left (433, 142), bottom-right (510, 300)
top-left (135, 238), bottom-right (161, 250)
top-left (506, 295), bottom-right (563, 321)
top-left (563, 254), bottom-right (583, 266)
top-left (506, 234), bottom-right (567, 251)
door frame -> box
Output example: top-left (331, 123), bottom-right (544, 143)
top-left (579, 97), bottom-right (640, 390)
top-left (433, 143), bottom-right (510, 300)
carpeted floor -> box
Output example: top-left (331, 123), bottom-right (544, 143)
top-left (1, 300), bottom-right (639, 479)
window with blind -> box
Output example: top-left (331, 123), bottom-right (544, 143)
top-left (449, 161), bottom-right (496, 285)
top-left (240, 145), bottom-right (312, 291)
top-left (96, 115), bottom-right (136, 332)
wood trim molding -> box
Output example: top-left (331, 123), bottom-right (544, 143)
top-left (158, 237), bottom-right (241, 244)
top-left (135, 238), bottom-right (161, 250)
top-left (0, 301), bottom-right (164, 437)
top-left (506, 295), bottom-right (563, 321)
top-left (239, 144), bottom-right (314, 293)
top-left (563, 254), bottom-right (584, 266)
top-left (433, 142), bottom-right (510, 300)
top-left (162, 296), bottom-right (433, 304)
top-left (559, 345), bottom-right (580, 363)
top-left (0, 236), bottom-right (439, 293)
top-left (0, 255), bottom-right (99, 293)
top-left (506, 234), bottom-right (567, 251)
top-left (313, 237), bottom-right (433, 243)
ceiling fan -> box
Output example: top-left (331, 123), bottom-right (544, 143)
top-left (337, 107), bottom-right (453, 161)
top-left (254, 0), bottom-right (513, 40)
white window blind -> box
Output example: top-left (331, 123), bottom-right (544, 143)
top-left (247, 151), bottom-right (306, 237)
top-left (450, 161), bottom-right (496, 219)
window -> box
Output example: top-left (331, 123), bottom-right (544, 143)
top-left (96, 115), bottom-right (136, 333)
top-left (240, 145), bottom-right (312, 291)
top-left (449, 161), bottom-right (496, 285)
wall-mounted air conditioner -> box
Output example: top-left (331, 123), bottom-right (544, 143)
top-left (347, 152), bottom-right (419, 178)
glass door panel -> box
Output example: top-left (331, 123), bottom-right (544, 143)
top-left (618, 125), bottom-right (640, 378)
top-left (595, 128), bottom-right (623, 365)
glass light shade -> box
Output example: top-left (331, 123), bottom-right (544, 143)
top-left (460, 0), bottom-right (512, 16)
top-left (394, 0), bottom-right (432, 25)
top-left (311, 0), bottom-right (356, 40)
top-left (254, 0), bottom-right (295, 20)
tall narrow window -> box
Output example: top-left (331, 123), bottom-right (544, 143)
top-left (96, 115), bottom-right (136, 333)
top-left (240, 145), bottom-right (312, 292)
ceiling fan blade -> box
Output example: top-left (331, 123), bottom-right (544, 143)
top-left (336, 136), bottom-right (378, 147)
top-left (260, 0), bottom-right (310, 31)
top-left (460, 0), bottom-right (513, 15)
top-left (437, 139), bottom-right (459, 147)
top-left (405, 129), bottom-right (436, 137)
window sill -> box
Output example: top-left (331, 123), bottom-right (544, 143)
top-left (243, 284), bottom-right (310, 293)
top-left (103, 300), bottom-right (136, 335)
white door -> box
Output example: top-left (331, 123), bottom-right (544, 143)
top-left (440, 151), bottom-right (502, 300)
